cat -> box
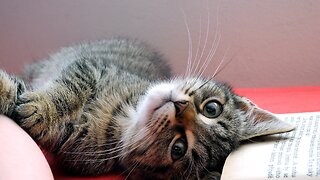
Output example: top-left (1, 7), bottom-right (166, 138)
top-left (0, 38), bottom-right (294, 179)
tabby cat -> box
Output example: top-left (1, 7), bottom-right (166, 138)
top-left (0, 38), bottom-right (294, 179)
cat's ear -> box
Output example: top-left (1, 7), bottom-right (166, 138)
top-left (234, 95), bottom-right (295, 140)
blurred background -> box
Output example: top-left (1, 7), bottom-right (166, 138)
top-left (1, 0), bottom-right (320, 87)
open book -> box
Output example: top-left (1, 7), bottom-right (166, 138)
top-left (221, 112), bottom-right (320, 180)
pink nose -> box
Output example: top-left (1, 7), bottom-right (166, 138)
top-left (174, 100), bottom-right (189, 116)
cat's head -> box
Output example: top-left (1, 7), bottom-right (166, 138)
top-left (121, 77), bottom-right (294, 179)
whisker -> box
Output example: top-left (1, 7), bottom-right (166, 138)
top-left (194, 77), bottom-right (213, 92)
top-left (211, 46), bottom-right (229, 78)
top-left (191, 14), bottom-right (203, 77)
top-left (201, 163), bottom-right (221, 179)
top-left (108, 125), bottom-right (157, 160)
top-left (64, 122), bottom-right (156, 163)
top-left (212, 49), bottom-right (239, 78)
top-left (181, 8), bottom-right (193, 78)
top-left (196, 168), bottom-right (201, 180)
top-left (194, 3), bottom-right (210, 77)
top-left (125, 161), bottom-right (140, 180)
top-left (197, 5), bottom-right (221, 78)
top-left (185, 158), bottom-right (195, 179)
top-left (198, 32), bottom-right (221, 78)
top-left (63, 122), bottom-right (154, 156)
top-left (66, 137), bottom-right (121, 149)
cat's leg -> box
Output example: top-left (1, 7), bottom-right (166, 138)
top-left (0, 70), bottom-right (26, 116)
top-left (12, 61), bottom-right (99, 151)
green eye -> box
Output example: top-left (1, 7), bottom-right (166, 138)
top-left (202, 100), bottom-right (223, 118)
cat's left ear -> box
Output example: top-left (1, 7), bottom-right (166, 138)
top-left (234, 95), bottom-right (295, 140)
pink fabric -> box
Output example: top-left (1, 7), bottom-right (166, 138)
top-left (50, 86), bottom-right (320, 179)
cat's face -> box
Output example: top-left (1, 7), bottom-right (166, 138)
top-left (121, 77), bottom-right (293, 179)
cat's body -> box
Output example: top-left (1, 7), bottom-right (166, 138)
top-left (0, 38), bottom-right (294, 179)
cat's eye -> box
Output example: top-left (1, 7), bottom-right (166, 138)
top-left (171, 138), bottom-right (187, 161)
top-left (202, 100), bottom-right (223, 118)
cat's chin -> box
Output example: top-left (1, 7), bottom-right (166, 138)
top-left (125, 101), bottom-right (176, 144)
top-left (133, 82), bottom-right (175, 126)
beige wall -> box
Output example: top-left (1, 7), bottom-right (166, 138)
top-left (0, 0), bottom-right (319, 87)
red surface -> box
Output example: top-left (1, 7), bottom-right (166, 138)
top-left (234, 86), bottom-right (320, 114)
top-left (50, 86), bottom-right (320, 180)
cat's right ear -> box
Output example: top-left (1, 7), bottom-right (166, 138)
top-left (233, 95), bottom-right (295, 140)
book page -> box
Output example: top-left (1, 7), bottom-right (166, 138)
top-left (221, 112), bottom-right (320, 180)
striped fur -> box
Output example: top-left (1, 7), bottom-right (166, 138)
top-left (0, 38), bottom-right (294, 179)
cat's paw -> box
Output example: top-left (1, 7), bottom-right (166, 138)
top-left (13, 92), bottom-right (53, 138)
top-left (0, 70), bottom-right (25, 115)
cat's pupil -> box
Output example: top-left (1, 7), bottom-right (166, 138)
top-left (206, 104), bottom-right (216, 114)
top-left (171, 138), bottom-right (187, 161)
top-left (203, 101), bottom-right (222, 118)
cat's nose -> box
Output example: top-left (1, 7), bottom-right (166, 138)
top-left (174, 100), bottom-right (189, 116)
top-left (173, 100), bottom-right (196, 127)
